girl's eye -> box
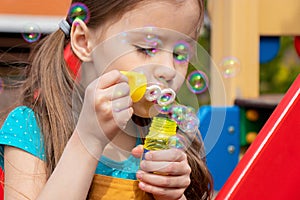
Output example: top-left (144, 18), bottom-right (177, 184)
top-left (135, 46), bottom-right (159, 57)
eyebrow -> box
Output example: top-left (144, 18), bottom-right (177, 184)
top-left (128, 28), bottom-right (197, 43)
top-left (129, 28), bottom-right (166, 39)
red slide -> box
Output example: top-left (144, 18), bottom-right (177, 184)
top-left (216, 74), bottom-right (300, 200)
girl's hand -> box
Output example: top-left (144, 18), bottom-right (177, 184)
top-left (132, 145), bottom-right (191, 200)
top-left (76, 70), bottom-right (133, 159)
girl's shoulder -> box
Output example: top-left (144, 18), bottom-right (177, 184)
top-left (5, 105), bottom-right (34, 118)
top-left (0, 106), bottom-right (45, 169)
top-left (1, 106), bottom-right (39, 134)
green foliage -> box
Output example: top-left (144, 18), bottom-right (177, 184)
top-left (260, 37), bottom-right (300, 94)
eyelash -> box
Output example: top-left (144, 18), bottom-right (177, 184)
top-left (135, 46), bottom-right (158, 56)
top-left (134, 45), bottom-right (190, 62)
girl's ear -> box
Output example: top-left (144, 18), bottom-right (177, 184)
top-left (70, 19), bottom-right (94, 62)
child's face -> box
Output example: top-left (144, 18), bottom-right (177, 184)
top-left (88, 0), bottom-right (201, 117)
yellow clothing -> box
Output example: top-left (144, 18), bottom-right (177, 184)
top-left (88, 174), bottom-right (154, 200)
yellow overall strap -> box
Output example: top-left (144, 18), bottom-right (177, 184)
top-left (88, 174), bottom-right (154, 200)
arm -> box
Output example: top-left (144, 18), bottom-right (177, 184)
top-left (4, 70), bottom-right (132, 199)
top-left (4, 131), bottom-right (101, 200)
top-left (4, 146), bottom-right (46, 200)
top-left (36, 131), bottom-right (101, 200)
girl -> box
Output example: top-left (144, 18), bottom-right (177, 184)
top-left (0, 0), bottom-right (213, 199)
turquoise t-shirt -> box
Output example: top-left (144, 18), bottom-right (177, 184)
top-left (0, 106), bottom-right (140, 180)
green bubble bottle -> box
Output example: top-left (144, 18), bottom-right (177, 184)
top-left (143, 117), bottom-right (177, 157)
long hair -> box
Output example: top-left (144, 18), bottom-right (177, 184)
top-left (4, 0), bottom-right (212, 199)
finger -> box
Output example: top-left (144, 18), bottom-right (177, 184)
top-left (97, 70), bottom-right (128, 89)
top-left (106, 81), bottom-right (131, 100)
top-left (140, 160), bottom-right (191, 176)
top-left (138, 181), bottom-right (185, 200)
top-left (113, 107), bottom-right (134, 129)
top-left (93, 82), bottom-right (130, 113)
top-left (136, 170), bottom-right (191, 188)
top-left (112, 95), bottom-right (132, 112)
top-left (131, 145), bottom-right (144, 158)
top-left (144, 148), bottom-right (187, 162)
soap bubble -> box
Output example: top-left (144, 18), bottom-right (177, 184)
top-left (168, 134), bottom-right (187, 149)
top-left (178, 115), bottom-right (200, 133)
top-left (68, 2), bottom-right (90, 24)
top-left (143, 35), bottom-right (162, 57)
top-left (145, 85), bottom-right (161, 102)
top-left (154, 104), bottom-right (172, 114)
top-left (21, 24), bottom-right (41, 43)
top-left (157, 88), bottom-right (176, 107)
top-left (219, 57), bottom-right (241, 78)
top-left (144, 48), bottom-right (159, 57)
top-left (186, 70), bottom-right (208, 94)
top-left (170, 105), bottom-right (187, 124)
top-left (145, 34), bottom-right (162, 47)
top-left (173, 41), bottom-right (190, 63)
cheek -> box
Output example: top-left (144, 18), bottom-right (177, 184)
top-left (173, 65), bottom-right (188, 89)
top-left (91, 37), bottom-right (140, 73)
top-left (105, 53), bottom-right (144, 73)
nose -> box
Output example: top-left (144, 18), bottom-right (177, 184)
top-left (152, 51), bottom-right (176, 82)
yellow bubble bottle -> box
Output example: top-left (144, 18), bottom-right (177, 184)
top-left (143, 117), bottom-right (177, 155)
top-left (120, 71), bottom-right (147, 102)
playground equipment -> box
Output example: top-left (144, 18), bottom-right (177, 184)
top-left (216, 75), bottom-right (300, 199)
top-left (208, 0), bottom-right (300, 106)
top-left (198, 0), bottom-right (300, 191)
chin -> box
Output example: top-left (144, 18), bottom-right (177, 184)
top-left (132, 100), bottom-right (160, 118)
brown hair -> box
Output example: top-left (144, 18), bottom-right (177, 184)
top-left (7, 0), bottom-right (212, 199)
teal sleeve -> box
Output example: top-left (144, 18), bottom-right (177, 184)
top-left (0, 106), bottom-right (45, 170)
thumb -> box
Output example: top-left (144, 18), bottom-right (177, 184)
top-left (131, 145), bottom-right (144, 158)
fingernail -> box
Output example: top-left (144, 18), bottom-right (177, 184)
top-left (139, 182), bottom-right (146, 190)
top-left (145, 152), bottom-right (152, 160)
top-left (136, 171), bottom-right (143, 180)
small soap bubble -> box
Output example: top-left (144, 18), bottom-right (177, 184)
top-left (173, 42), bottom-right (190, 63)
top-left (143, 34), bottom-right (162, 57)
top-left (145, 48), bottom-right (159, 57)
top-left (68, 2), bottom-right (90, 24)
top-left (185, 106), bottom-right (196, 116)
top-left (186, 70), bottom-right (208, 94)
top-left (158, 93), bottom-right (171, 105)
top-left (168, 135), bottom-right (186, 149)
top-left (145, 85), bottom-right (161, 102)
top-left (170, 105), bottom-right (187, 124)
top-left (155, 104), bottom-right (172, 114)
top-left (145, 34), bottom-right (159, 45)
top-left (179, 116), bottom-right (199, 133)
top-left (219, 57), bottom-right (241, 78)
top-left (21, 24), bottom-right (41, 43)
top-left (157, 88), bottom-right (176, 107)
top-left (119, 32), bottom-right (128, 44)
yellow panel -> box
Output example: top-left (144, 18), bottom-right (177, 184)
top-left (259, 0), bottom-right (300, 35)
top-left (208, 0), bottom-right (260, 105)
